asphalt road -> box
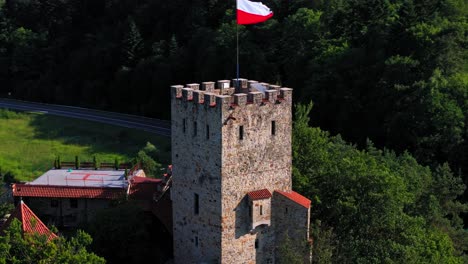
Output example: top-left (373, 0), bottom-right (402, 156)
top-left (0, 98), bottom-right (171, 137)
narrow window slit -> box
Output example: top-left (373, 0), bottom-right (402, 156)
top-left (194, 193), bottom-right (199, 215)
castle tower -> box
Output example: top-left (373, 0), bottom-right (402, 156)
top-left (171, 79), bottom-right (311, 264)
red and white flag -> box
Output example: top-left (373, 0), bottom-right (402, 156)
top-left (237, 0), bottom-right (273, 25)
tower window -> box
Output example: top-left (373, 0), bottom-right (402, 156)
top-left (239, 125), bottom-right (244, 140)
top-left (193, 121), bottom-right (197, 137)
top-left (194, 193), bottom-right (199, 215)
top-left (271, 121), bottom-right (276, 135)
top-left (195, 236), bottom-right (199, 247)
top-left (255, 239), bottom-right (259, 249)
top-left (285, 207), bottom-right (288, 215)
top-left (260, 205), bottom-right (263, 215)
top-left (183, 118), bottom-right (186, 133)
top-left (206, 125), bottom-right (210, 140)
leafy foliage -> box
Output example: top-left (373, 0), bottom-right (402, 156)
top-left (277, 232), bottom-right (307, 264)
top-left (0, 219), bottom-right (105, 263)
top-left (134, 142), bottom-right (163, 177)
top-left (293, 103), bottom-right (468, 263)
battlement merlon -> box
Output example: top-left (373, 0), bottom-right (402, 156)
top-left (171, 79), bottom-right (292, 110)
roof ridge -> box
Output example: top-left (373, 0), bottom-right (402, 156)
top-left (20, 202), bottom-right (58, 240)
top-left (275, 190), bottom-right (311, 208)
top-left (1, 202), bottom-right (57, 240)
top-left (15, 183), bottom-right (124, 190)
top-left (13, 184), bottom-right (126, 199)
top-left (20, 200), bottom-right (26, 233)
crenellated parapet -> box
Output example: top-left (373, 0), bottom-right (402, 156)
top-left (171, 78), bottom-right (292, 111)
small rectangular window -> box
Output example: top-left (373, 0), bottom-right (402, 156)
top-left (255, 239), bottom-right (259, 249)
top-left (70, 199), bottom-right (78, 208)
top-left (206, 125), bottom-right (210, 139)
top-left (260, 205), bottom-right (263, 215)
top-left (194, 193), bottom-right (199, 215)
top-left (51, 200), bottom-right (58, 208)
top-left (285, 207), bottom-right (288, 215)
top-left (195, 236), bottom-right (199, 247)
top-left (271, 121), bottom-right (276, 135)
top-left (183, 118), bottom-right (186, 133)
top-left (239, 125), bottom-right (244, 140)
top-left (193, 121), bottom-right (197, 137)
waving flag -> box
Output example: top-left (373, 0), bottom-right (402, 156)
top-left (237, 0), bottom-right (273, 25)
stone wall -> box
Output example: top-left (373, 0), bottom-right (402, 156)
top-left (171, 79), bottom-right (299, 264)
top-left (272, 192), bottom-right (311, 263)
top-left (220, 80), bottom-right (292, 264)
top-left (24, 197), bottom-right (112, 227)
top-left (171, 81), bottom-right (224, 263)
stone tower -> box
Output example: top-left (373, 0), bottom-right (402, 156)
top-left (171, 79), bottom-right (311, 264)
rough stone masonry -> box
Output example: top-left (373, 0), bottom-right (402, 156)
top-left (171, 78), bottom-right (311, 264)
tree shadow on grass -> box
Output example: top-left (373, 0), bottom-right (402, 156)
top-left (28, 113), bottom-right (171, 164)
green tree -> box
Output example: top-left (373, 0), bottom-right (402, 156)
top-left (121, 17), bottom-right (143, 68)
top-left (292, 102), bottom-right (467, 263)
top-left (277, 232), bottom-right (306, 264)
top-left (0, 219), bottom-right (105, 263)
top-left (310, 221), bottom-right (335, 264)
top-left (278, 8), bottom-right (322, 96)
top-left (134, 142), bottom-right (162, 177)
top-left (0, 202), bottom-right (12, 219)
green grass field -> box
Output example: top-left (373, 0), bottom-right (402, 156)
top-left (0, 108), bottom-right (170, 182)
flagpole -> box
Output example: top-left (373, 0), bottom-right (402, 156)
top-left (236, 6), bottom-right (239, 90)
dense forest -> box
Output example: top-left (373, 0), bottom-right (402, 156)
top-left (293, 103), bottom-right (467, 262)
top-left (0, 0), bottom-right (467, 262)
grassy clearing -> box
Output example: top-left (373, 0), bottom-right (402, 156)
top-left (0, 108), bottom-right (170, 182)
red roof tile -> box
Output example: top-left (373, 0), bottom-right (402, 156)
top-left (12, 184), bottom-right (125, 199)
top-left (1, 201), bottom-right (57, 240)
top-left (248, 189), bottom-right (272, 200)
top-left (129, 176), bottom-right (162, 200)
top-left (275, 190), bottom-right (311, 208)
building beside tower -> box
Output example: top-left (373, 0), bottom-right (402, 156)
top-left (171, 78), bottom-right (311, 263)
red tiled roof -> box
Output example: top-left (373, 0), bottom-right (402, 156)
top-left (275, 190), bottom-right (311, 208)
top-left (129, 176), bottom-right (162, 200)
top-left (1, 201), bottom-right (57, 240)
top-left (12, 184), bottom-right (125, 199)
top-left (248, 189), bottom-right (272, 200)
